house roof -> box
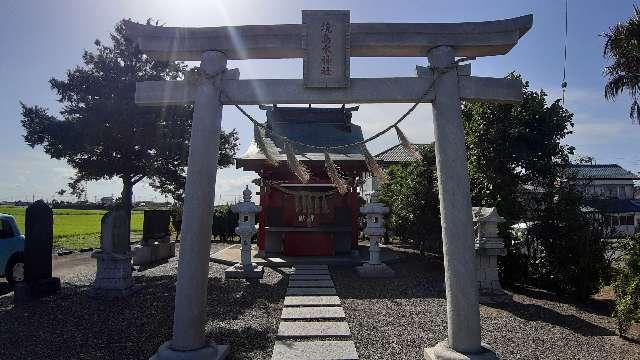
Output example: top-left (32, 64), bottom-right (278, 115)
top-left (585, 199), bottom-right (640, 214)
top-left (567, 164), bottom-right (639, 180)
top-left (374, 143), bottom-right (427, 163)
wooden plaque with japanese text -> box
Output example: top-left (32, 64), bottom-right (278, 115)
top-left (303, 10), bottom-right (350, 88)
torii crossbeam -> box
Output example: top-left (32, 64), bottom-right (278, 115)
top-left (125, 10), bottom-right (532, 360)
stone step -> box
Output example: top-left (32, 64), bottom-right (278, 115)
top-left (287, 287), bottom-right (337, 296)
top-left (281, 306), bottom-right (345, 320)
top-left (294, 269), bottom-right (330, 275)
top-left (288, 280), bottom-right (334, 288)
top-left (284, 295), bottom-right (341, 307)
top-left (290, 274), bottom-right (332, 281)
top-left (294, 264), bottom-right (329, 270)
top-left (271, 341), bottom-right (358, 360)
top-left (277, 321), bottom-right (351, 338)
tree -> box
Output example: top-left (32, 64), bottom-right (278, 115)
top-left (378, 144), bottom-right (441, 255)
top-left (463, 76), bottom-right (575, 222)
top-left (603, 5), bottom-right (640, 121)
top-left (20, 20), bottom-right (240, 220)
top-left (462, 76), bottom-right (579, 285)
top-left (526, 180), bottom-right (609, 300)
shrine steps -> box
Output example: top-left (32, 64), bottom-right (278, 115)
top-left (272, 265), bottom-right (359, 360)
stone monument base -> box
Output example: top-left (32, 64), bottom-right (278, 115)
top-left (425, 341), bottom-right (499, 360)
top-left (132, 240), bottom-right (176, 266)
top-left (151, 341), bottom-right (229, 360)
top-left (224, 263), bottom-right (264, 280)
top-left (91, 250), bottom-right (135, 298)
top-left (355, 262), bottom-right (395, 278)
top-left (14, 277), bottom-right (61, 303)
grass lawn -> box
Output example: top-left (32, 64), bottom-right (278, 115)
top-left (0, 206), bottom-right (143, 250)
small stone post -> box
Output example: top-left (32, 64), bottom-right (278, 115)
top-left (225, 186), bottom-right (264, 280)
top-left (151, 51), bottom-right (229, 360)
top-left (424, 46), bottom-right (497, 359)
top-left (355, 193), bottom-right (394, 278)
top-left (473, 207), bottom-right (511, 303)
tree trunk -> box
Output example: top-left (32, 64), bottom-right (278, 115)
top-left (121, 177), bottom-right (134, 244)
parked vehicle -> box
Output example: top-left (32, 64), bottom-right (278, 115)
top-left (0, 214), bottom-right (25, 285)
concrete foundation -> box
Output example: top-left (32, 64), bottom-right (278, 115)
top-left (14, 277), bottom-right (61, 303)
top-left (425, 341), bottom-right (499, 360)
top-left (132, 240), bottom-right (176, 266)
top-left (355, 262), bottom-right (395, 278)
top-left (224, 263), bottom-right (264, 280)
top-left (151, 341), bottom-right (229, 360)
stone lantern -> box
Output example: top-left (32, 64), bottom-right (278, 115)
top-left (225, 186), bottom-right (264, 280)
top-left (356, 192), bottom-right (394, 277)
top-left (472, 207), bottom-right (511, 302)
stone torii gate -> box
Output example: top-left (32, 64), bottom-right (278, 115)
top-left (125, 10), bottom-right (532, 360)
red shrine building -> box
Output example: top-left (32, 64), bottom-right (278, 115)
top-left (236, 105), bottom-right (367, 257)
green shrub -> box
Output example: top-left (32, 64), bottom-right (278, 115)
top-left (614, 235), bottom-right (640, 335)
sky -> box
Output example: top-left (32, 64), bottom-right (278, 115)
top-left (0, 0), bottom-right (637, 204)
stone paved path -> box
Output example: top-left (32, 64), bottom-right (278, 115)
top-left (271, 264), bottom-right (359, 360)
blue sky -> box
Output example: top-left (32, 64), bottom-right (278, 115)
top-left (0, 0), bottom-right (637, 203)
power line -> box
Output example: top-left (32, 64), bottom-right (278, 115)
top-left (561, 0), bottom-right (569, 104)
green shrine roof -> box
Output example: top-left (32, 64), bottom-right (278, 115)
top-left (237, 105), bottom-right (367, 167)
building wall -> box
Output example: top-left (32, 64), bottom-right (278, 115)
top-left (578, 179), bottom-right (635, 200)
top-left (604, 212), bottom-right (640, 235)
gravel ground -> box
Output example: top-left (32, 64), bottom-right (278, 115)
top-left (0, 242), bottom-right (287, 360)
top-left (1, 243), bottom-right (639, 360)
top-left (333, 251), bottom-right (640, 360)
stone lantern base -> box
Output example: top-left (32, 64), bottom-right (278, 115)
top-left (355, 262), bottom-right (395, 278)
top-left (425, 341), bottom-right (499, 360)
top-left (151, 341), bottom-right (229, 360)
top-left (224, 263), bottom-right (264, 280)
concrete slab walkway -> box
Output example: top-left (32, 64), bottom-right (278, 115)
top-left (271, 265), bottom-right (359, 360)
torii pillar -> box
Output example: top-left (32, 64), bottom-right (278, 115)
top-left (425, 46), bottom-right (488, 359)
top-left (152, 51), bottom-right (230, 360)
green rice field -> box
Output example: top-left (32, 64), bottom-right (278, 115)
top-left (0, 206), bottom-right (144, 250)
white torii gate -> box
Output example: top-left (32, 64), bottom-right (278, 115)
top-left (125, 10), bottom-right (532, 360)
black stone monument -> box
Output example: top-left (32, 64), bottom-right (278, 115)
top-left (14, 200), bottom-right (61, 303)
top-left (142, 209), bottom-right (171, 241)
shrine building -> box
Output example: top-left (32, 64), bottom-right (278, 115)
top-left (236, 105), bottom-right (367, 257)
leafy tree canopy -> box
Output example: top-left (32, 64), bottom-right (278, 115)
top-left (603, 5), bottom-right (640, 121)
top-left (463, 75), bottom-right (575, 223)
top-left (20, 20), bottom-right (239, 208)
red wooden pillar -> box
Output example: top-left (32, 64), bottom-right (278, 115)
top-left (257, 183), bottom-right (267, 252)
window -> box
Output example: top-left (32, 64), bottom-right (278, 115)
top-left (612, 216), bottom-right (620, 226)
top-left (0, 219), bottom-right (15, 239)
